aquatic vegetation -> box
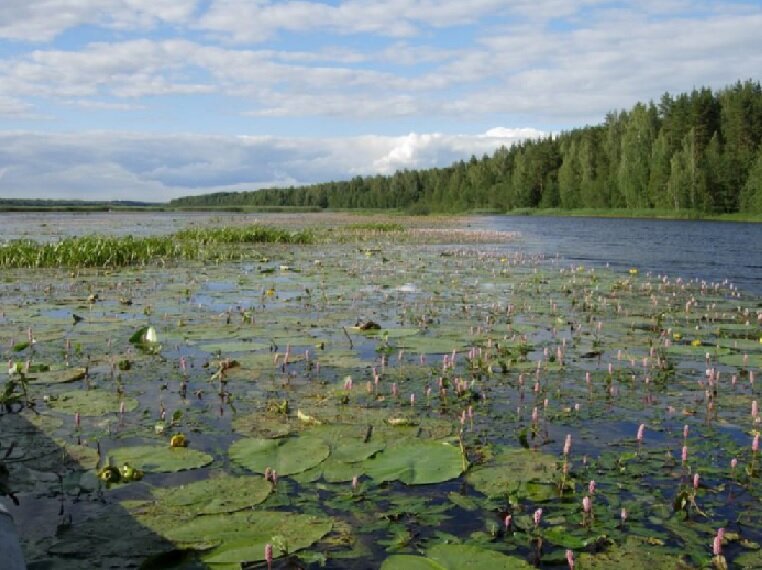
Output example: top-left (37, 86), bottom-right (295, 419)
top-left (0, 224), bottom-right (313, 268)
top-left (0, 214), bottom-right (760, 568)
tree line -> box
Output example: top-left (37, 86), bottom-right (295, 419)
top-left (171, 80), bottom-right (762, 214)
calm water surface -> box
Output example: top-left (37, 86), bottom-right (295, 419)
top-left (1, 212), bottom-right (760, 295)
top-left (475, 215), bottom-right (762, 296)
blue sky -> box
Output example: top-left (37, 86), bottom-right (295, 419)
top-left (0, 0), bottom-right (760, 202)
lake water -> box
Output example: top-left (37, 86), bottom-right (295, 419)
top-left (1, 212), bottom-right (760, 295)
top-left (474, 215), bottom-right (762, 296)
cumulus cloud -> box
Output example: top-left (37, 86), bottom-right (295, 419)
top-left (0, 129), bottom-right (540, 202)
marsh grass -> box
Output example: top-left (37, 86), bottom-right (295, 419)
top-left (0, 224), bottom-right (314, 268)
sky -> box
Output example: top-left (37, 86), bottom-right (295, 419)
top-left (0, 0), bottom-right (760, 202)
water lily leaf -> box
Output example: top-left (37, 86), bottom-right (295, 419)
top-left (108, 445), bottom-right (213, 473)
top-left (28, 366), bottom-right (87, 384)
top-left (157, 511), bottom-right (331, 565)
top-left (199, 341), bottom-right (270, 353)
top-left (466, 448), bottom-right (557, 498)
top-left (427, 544), bottom-right (533, 568)
top-left (577, 536), bottom-right (687, 569)
top-left (362, 439), bottom-right (465, 485)
top-left (229, 436), bottom-right (330, 475)
top-left (152, 473), bottom-right (272, 514)
top-left (382, 544), bottom-right (532, 569)
top-left (380, 555), bottom-right (445, 569)
top-left (48, 390), bottom-right (138, 416)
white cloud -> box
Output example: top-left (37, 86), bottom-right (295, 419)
top-left (0, 0), bottom-right (198, 42)
top-left (197, 0), bottom-right (507, 43)
top-left (0, 129), bottom-right (541, 202)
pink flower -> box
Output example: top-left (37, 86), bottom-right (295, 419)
top-left (693, 472), bottom-right (700, 490)
top-left (504, 514), bottom-right (511, 531)
top-left (620, 507), bottom-right (627, 525)
top-left (753, 434), bottom-right (759, 453)
top-left (582, 496), bottom-right (591, 514)
top-left (566, 549), bottom-right (575, 569)
top-left (563, 434), bottom-right (572, 456)
top-left (682, 445), bottom-right (688, 463)
top-left (731, 458), bottom-right (738, 470)
top-left (636, 424), bottom-right (645, 443)
top-left (534, 508), bottom-right (543, 527)
top-left (713, 534), bottom-right (722, 557)
top-left (265, 544), bottom-right (273, 570)
top-left (683, 424), bottom-right (689, 439)
top-left (753, 400), bottom-right (759, 418)
top-left (588, 480), bottom-right (596, 495)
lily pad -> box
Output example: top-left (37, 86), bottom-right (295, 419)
top-left (229, 436), bottom-right (330, 475)
top-left (382, 544), bottom-right (533, 569)
top-left (48, 390), bottom-right (138, 416)
top-left (158, 511), bottom-right (332, 566)
top-left (107, 444), bottom-right (213, 473)
top-left (152, 473), bottom-right (272, 514)
top-left (362, 439), bottom-right (465, 485)
top-left (28, 366), bottom-right (87, 384)
top-left (466, 448), bottom-right (557, 499)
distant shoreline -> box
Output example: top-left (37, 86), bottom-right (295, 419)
top-left (0, 204), bottom-right (759, 222)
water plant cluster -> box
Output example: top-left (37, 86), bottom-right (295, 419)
top-left (0, 224), bottom-right (313, 269)
top-left (0, 215), bottom-right (759, 569)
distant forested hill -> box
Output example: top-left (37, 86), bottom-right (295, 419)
top-left (171, 80), bottom-right (762, 214)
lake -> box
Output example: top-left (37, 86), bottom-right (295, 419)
top-left (475, 216), bottom-right (762, 296)
top-left (0, 212), bottom-right (760, 568)
top-left (2, 212), bottom-right (759, 294)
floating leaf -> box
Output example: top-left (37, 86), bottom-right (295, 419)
top-left (362, 439), bottom-right (465, 485)
top-left (108, 445), bottom-right (213, 473)
top-left (229, 436), bottom-right (330, 475)
top-left (48, 390), bottom-right (138, 416)
top-left (152, 473), bottom-right (271, 514)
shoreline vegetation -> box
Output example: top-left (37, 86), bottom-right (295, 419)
top-left (0, 203), bottom-right (760, 223)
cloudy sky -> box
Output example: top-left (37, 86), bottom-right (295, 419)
top-left (0, 0), bottom-right (760, 202)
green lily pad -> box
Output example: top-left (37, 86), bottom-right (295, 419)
top-left (229, 436), bottom-right (330, 475)
top-left (158, 511), bottom-right (332, 565)
top-left (107, 445), bottom-right (213, 473)
top-left (152, 473), bottom-right (272, 514)
top-left (382, 544), bottom-right (533, 569)
top-left (466, 448), bottom-right (557, 499)
top-left (48, 390), bottom-right (138, 416)
top-left (362, 439), bottom-right (465, 485)
top-left (28, 367), bottom-right (87, 384)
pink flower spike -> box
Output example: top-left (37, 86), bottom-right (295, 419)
top-left (731, 458), bottom-right (738, 470)
top-left (683, 424), bottom-right (689, 439)
top-left (693, 472), bottom-right (700, 490)
top-left (753, 434), bottom-right (759, 453)
top-left (620, 507), bottom-right (627, 525)
top-left (713, 534), bottom-right (722, 557)
top-left (588, 480), bottom-right (596, 495)
top-left (265, 543), bottom-right (273, 570)
top-left (566, 549), bottom-right (575, 569)
top-left (504, 514), bottom-right (511, 531)
top-left (752, 400), bottom-right (759, 418)
top-left (534, 508), bottom-right (542, 527)
top-left (682, 445), bottom-right (688, 463)
top-left (563, 434), bottom-right (572, 456)
top-left (636, 423), bottom-right (645, 443)
top-left (582, 495), bottom-right (591, 513)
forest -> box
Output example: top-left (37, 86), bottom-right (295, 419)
top-left (171, 80), bottom-right (762, 214)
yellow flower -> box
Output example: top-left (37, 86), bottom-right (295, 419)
top-left (170, 434), bottom-right (188, 448)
